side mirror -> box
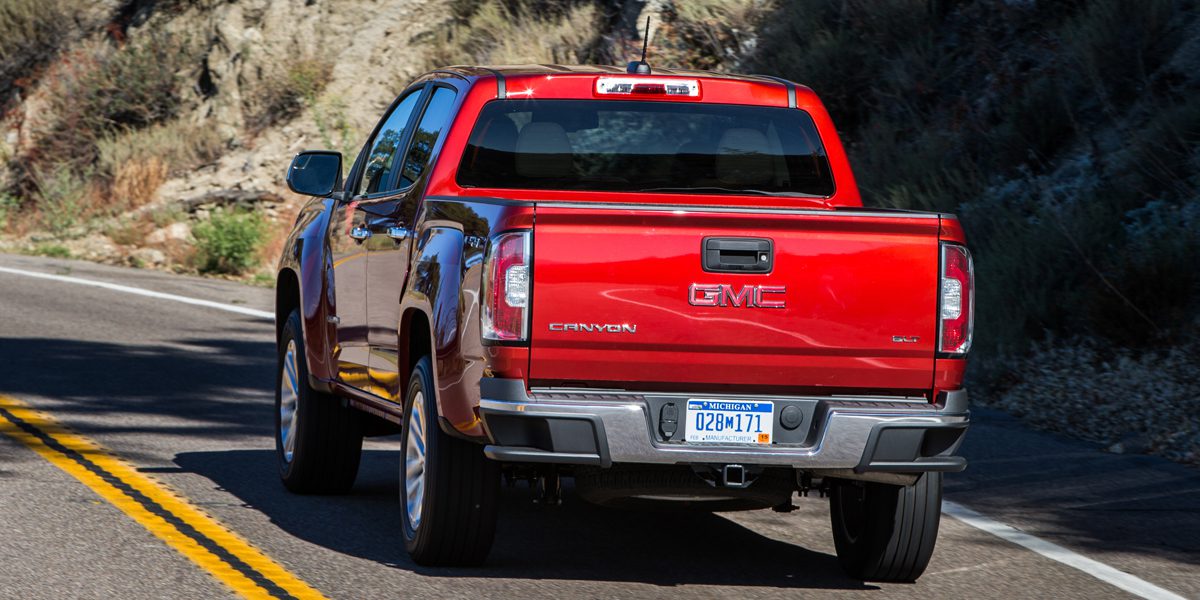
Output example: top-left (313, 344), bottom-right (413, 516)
top-left (286, 151), bottom-right (342, 196)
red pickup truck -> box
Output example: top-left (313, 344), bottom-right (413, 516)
top-left (275, 64), bottom-right (973, 582)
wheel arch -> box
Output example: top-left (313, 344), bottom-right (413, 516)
top-left (276, 267), bottom-right (301, 342)
top-left (400, 307), bottom-right (434, 402)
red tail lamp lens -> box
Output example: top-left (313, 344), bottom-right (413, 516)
top-left (939, 243), bottom-right (974, 354)
top-left (482, 231), bottom-right (530, 343)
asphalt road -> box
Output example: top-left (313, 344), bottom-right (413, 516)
top-left (0, 253), bottom-right (1196, 599)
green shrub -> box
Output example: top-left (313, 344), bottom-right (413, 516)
top-left (0, 0), bottom-right (73, 92)
top-left (745, 0), bottom-right (1200, 364)
top-left (1084, 201), bottom-right (1200, 344)
top-left (1117, 97), bottom-right (1200, 197)
top-left (30, 164), bottom-right (91, 235)
top-left (193, 209), bottom-right (267, 274)
top-left (26, 34), bottom-right (189, 177)
top-left (0, 192), bottom-right (19, 231)
top-left (26, 243), bottom-right (71, 259)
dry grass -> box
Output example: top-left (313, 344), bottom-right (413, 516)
top-left (97, 120), bottom-right (225, 178)
top-left (426, 1), bottom-right (603, 67)
top-left (146, 205), bottom-right (188, 228)
top-left (660, 0), bottom-right (775, 70)
top-left (105, 218), bottom-right (153, 247)
top-left (110, 157), bottom-right (169, 210)
top-left (95, 118), bottom-right (225, 213)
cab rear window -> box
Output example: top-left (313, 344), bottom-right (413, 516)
top-left (456, 99), bottom-right (835, 197)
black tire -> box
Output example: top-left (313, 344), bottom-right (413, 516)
top-left (829, 473), bottom-right (942, 582)
top-left (275, 309), bottom-right (363, 494)
top-left (400, 356), bottom-right (500, 566)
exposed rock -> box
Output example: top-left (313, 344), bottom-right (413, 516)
top-left (130, 247), bottom-right (167, 267)
top-left (984, 338), bottom-right (1200, 466)
top-left (1109, 433), bottom-right (1151, 456)
top-left (146, 222), bottom-right (191, 244)
top-left (181, 189), bottom-right (284, 213)
top-left (147, 0), bottom-right (445, 217)
top-left (64, 234), bottom-right (119, 262)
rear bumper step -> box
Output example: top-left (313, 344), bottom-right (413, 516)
top-left (478, 379), bottom-right (969, 473)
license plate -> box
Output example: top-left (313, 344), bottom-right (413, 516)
top-left (684, 399), bottom-right (773, 444)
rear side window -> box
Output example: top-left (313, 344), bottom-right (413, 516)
top-left (357, 91), bottom-right (422, 195)
top-left (399, 87), bottom-right (458, 188)
top-left (456, 99), bottom-right (834, 197)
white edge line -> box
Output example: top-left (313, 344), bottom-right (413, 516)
top-left (943, 500), bottom-right (1187, 600)
top-left (1, 264), bottom-right (1188, 600)
top-left (0, 266), bottom-right (275, 321)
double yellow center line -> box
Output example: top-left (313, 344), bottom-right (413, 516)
top-left (0, 394), bottom-right (326, 599)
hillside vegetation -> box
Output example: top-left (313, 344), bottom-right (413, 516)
top-left (1, 0), bottom-right (1196, 462)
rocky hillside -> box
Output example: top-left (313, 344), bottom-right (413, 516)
top-left (2, 0), bottom-right (452, 274)
top-left (2, 0), bottom-right (1197, 463)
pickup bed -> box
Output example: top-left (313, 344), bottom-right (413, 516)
top-left (275, 64), bottom-right (973, 582)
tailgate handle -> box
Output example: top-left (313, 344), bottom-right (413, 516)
top-left (703, 237), bottom-right (773, 273)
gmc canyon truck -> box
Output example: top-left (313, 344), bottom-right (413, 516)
top-left (275, 64), bottom-right (973, 582)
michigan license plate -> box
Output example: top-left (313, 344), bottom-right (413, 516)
top-left (684, 399), bottom-right (773, 444)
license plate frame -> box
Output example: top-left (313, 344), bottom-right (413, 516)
top-left (684, 399), bottom-right (774, 445)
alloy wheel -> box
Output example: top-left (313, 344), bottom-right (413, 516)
top-left (405, 391), bottom-right (427, 530)
top-left (279, 340), bottom-right (300, 463)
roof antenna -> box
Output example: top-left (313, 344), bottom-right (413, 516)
top-left (627, 15), bottom-right (652, 74)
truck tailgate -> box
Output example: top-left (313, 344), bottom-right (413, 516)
top-left (529, 204), bottom-right (940, 393)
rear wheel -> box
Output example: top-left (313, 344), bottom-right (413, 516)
top-left (400, 356), bottom-right (500, 566)
top-left (275, 309), bottom-right (363, 493)
top-left (828, 473), bottom-right (942, 582)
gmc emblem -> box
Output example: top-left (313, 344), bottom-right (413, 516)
top-left (689, 284), bottom-right (786, 308)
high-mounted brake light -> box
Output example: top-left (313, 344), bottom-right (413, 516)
top-left (596, 77), bottom-right (700, 97)
top-left (482, 231), bottom-right (531, 343)
top-left (938, 243), bottom-right (974, 355)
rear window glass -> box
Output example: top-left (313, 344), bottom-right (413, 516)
top-left (456, 99), bottom-right (834, 197)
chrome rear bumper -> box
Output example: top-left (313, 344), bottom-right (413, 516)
top-left (478, 379), bottom-right (969, 474)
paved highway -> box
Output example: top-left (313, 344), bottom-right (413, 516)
top-left (0, 253), bottom-right (1196, 599)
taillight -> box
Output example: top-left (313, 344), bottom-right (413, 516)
top-left (938, 243), bottom-right (974, 355)
top-left (482, 231), bottom-right (531, 343)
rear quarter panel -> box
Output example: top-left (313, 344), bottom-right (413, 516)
top-left (399, 197), bottom-right (533, 438)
